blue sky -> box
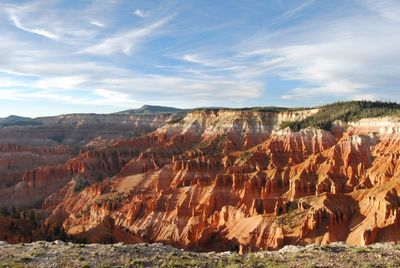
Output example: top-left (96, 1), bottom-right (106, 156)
top-left (0, 0), bottom-right (399, 117)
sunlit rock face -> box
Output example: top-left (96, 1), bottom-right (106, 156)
top-left (2, 109), bottom-right (400, 251)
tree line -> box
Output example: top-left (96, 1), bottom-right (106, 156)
top-left (281, 101), bottom-right (400, 131)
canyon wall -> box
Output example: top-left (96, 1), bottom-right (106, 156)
top-left (2, 108), bottom-right (400, 251)
top-left (0, 112), bottom-right (179, 190)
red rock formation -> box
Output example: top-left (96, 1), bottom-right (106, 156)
top-left (2, 110), bottom-right (400, 252)
top-left (0, 143), bottom-right (76, 188)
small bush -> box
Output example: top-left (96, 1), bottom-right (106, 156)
top-left (352, 247), bottom-right (370, 253)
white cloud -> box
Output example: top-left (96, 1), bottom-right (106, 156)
top-left (181, 54), bottom-right (232, 67)
top-left (361, 0), bottom-right (400, 22)
top-left (0, 69), bottom-right (37, 77)
top-left (80, 16), bottom-right (172, 55)
top-left (3, 1), bottom-right (106, 44)
top-left (0, 77), bottom-right (28, 89)
top-left (182, 54), bottom-right (203, 64)
top-left (95, 74), bottom-right (262, 101)
top-left (269, 20), bottom-right (400, 100)
top-left (0, 89), bottom-right (77, 103)
top-left (8, 11), bottom-right (59, 39)
top-left (281, 81), bottom-right (366, 100)
top-left (90, 21), bottom-right (105, 28)
top-left (93, 89), bottom-right (139, 106)
top-left (175, 6), bottom-right (400, 103)
top-left (34, 76), bottom-right (88, 90)
top-left (0, 0), bottom-right (399, 114)
top-left (274, 0), bottom-right (316, 22)
top-left (134, 9), bottom-right (149, 18)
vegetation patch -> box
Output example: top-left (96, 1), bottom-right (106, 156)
top-left (192, 106), bottom-right (291, 113)
top-left (281, 101), bottom-right (400, 131)
top-left (352, 247), bottom-right (370, 253)
top-left (165, 113), bottom-right (187, 125)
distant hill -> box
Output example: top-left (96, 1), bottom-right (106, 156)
top-left (115, 105), bottom-right (188, 115)
top-left (3, 101), bottom-right (400, 130)
top-left (0, 115), bottom-right (40, 127)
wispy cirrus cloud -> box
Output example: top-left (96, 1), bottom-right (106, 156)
top-left (80, 16), bottom-right (173, 56)
top-left (2, 0), bottom-right (118, 44)
top-left (8, 11), bottom-right (60, 39)
top-left (273, 0), bottom-right (316, 23)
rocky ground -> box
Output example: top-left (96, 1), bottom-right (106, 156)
top-left (0, 241), bottom-right (400, 268)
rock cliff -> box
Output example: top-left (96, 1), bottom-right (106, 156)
top-left (2, 103), bottom-right (400, 251)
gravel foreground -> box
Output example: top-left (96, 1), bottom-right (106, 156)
top-left (1, 241), bottom-right (400, 268)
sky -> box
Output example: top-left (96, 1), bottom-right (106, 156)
top-left (0, 0), bottom-right (399, 117)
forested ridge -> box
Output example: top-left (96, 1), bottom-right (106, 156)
top-left (282, 101), bottom-right (400, 131)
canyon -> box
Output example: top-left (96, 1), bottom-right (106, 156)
top-left (1, 102), bottom-right (400, 253)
